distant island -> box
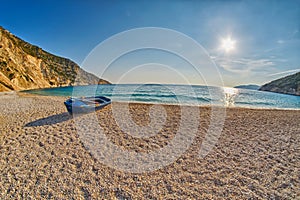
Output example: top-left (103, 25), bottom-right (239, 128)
top-left (234, 84), bottom-right (260, 90)
top-left (259, 72), bottom-right (300, 96)
top-left (0, 26), bottom-right (110, 92)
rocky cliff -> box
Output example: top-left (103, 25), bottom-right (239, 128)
top-left (259, 72), bottom-right (300, 96)
top-left (0, 26), bottom-right (110, 92)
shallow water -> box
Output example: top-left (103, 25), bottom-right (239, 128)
top-left (23, 84), bottom-right (300, 110)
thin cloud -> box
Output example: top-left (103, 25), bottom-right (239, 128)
top-left (268, 69), bottom-right (300, 77)
top-left (213, 57), bottom-right (275, 75)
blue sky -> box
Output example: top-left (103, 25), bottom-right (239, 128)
top-left (0, 0), bottom-right (299, 86)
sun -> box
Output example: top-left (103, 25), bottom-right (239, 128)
top-left (220, 37), bottom-right (236, 53)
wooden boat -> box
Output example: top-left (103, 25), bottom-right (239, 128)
top-left (64, 96), bottom-right (111, 114)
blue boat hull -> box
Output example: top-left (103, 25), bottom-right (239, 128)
top-left (64, 96), bottom-right (111, 115)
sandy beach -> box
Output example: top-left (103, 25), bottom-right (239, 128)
top-left (0, 92), bottom-right (299, 199)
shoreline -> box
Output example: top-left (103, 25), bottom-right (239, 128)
top-left (6, 91), bottom-right (299, 111)
top-left (0, 93), bottom-right (299, 198)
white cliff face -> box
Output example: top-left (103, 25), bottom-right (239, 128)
top-left (0, 33), bottom-right (50, 90)
top-left (0, 26), bottom-right (110, 92)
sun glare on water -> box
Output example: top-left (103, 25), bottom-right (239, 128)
top-left (220, 37), bottom-right (236, 53)
top-left (223, 87), bottom-right (238, 106)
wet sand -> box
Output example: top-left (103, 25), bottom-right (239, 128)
top-left (0, 92), bottom-right (299, 199)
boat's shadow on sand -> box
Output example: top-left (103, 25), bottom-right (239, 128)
top-left (25, 112), bottom-right (72, 127)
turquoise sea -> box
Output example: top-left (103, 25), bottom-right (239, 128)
top-left (23, 84), bottom-right (300, 110)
